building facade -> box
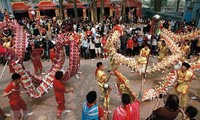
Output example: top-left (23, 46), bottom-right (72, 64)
top-left (183, 0), bottom-right (200, 27)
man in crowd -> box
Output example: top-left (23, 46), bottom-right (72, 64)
top-left (82, 91), bottom-right (108, 120)
top-left (113, 79), bottom-right (145, 120)
top-left (94, 34), bottom-right (102, 59)
top-left (126, 36), bottom-right (134, 57)
top-left (2, 73), bottom-right (33, 120)
top-left (95, 62), bottom-right (113, 100)
top-left (53, 71), bottom-right (74, 119)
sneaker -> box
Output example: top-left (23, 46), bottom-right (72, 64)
top-left (100, 98), bottom-right (104, 101)
top-left (75, 74), bottom-right (80, 79)
top-left (191, 96), bottom-right (199, 100)
top-left (40, 72), bottom-right (45, 75)
top-left (77, 71), bottom-right (82, 74)
top-left (91, 59), bottom-right (95, 60)
top-left (131, 70), bottom-right (134, 73)
top-left (62, 110), bottom-right (71, 114)
top-left (24, 112), bottom-right (33, 117)
top-left (4, 113), bottom-right (11, 117)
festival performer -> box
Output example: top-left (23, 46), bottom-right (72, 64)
top-left (53, 71), bottom-right (74, 119)
top-left (82, 91), bottom-right (108, 120)
top-left (31, 43), bottom-right (44, 75)
top-left (113, 79), bottom-right (145, 120)
top-left (157, 41), bottom-right (169, 62)
top-left (2, 73), bottom-right (33, 120)
top-left (175, 62), bottom-right (199, 109)
top-left (49, 46), bottom-right (56, 63)
top-left (137, 44), bottom-right (150, 74)
top-left (95, 62), bottom-right (112, 100)
top-left (180, 40), bottom-right (190, 59)
top-left (103, 83), bottom-right (112, 113)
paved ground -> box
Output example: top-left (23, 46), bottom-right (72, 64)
top-left (0, 56), bottom-right (199, 120)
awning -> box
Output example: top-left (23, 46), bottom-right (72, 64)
top-left (12, 2), bottom-right (31, 11)
top-left (64, 0), bottom-right (87, 9)
top-left (97, 0), bottom-right (111, 8)
top-left (36, 1), bottom-right (57, 10)
top-left (126, 0), bottom-right (142, 7)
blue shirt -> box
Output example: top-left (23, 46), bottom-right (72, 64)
top-left (0, 13), bottom-right (4, 21)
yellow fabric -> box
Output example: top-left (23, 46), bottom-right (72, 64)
top-left (157, 45), bottom-right (168, 60)
top-left (176, 70), bottom-right (193, 94)
top-left (99, 86), bottom-right (104, 98)
top-left (96, 70), bottom-right (107, 85)
top-left (96, 70), bottom-right (107, 98)
top-left (179, 93), bottom-right (188, 108)
top-left (103, 89), bottom-right (111, 108)
top-left (3, 41), bottom-right (11, 49)
top-left (138, 48), bottom-right (150, 64)
top-left (180, 45), bottom-right (190, 55)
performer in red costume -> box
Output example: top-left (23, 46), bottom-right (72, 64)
top-left (49, 47), bottom-right (56, 63)
top-left (53, 71), bottom-right (74, 119)
top-left (2, 73), bottom-right (33, 120)
top-left (31, 44), bottom-right (44, 75)
top-left (113, 79), bottom-right (145, 120)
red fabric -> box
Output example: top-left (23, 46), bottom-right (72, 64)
top-left (127, 39), bottom-right (134, 49)
top-left (9, 63), bottom-right (15, 73)
top-left (102, 39), bottom-right (106, 46)
top-left (0, 45), bottom-right (6, 54)
top-left (113, 100), bottom-right (140, 120)
top-left (50, 50), bottom-right (55, 63)
top-left (40, 27), bottom-right (46, 35)
top-left (86, 30), bottom-right (92, 36)
top-left (4, 82), bottom-right (27, 119)
top-left (86, 103), bottom-right (104, 118)
top-left (31, 48), bottom-right (43, 74)
top-left (101, 39), bottom-right (108, 53)
top-left (53, 79), bottom-right (66, 115)
top-left (98, 107), bottom-right (104, 118)
top-left (4, 82), bottom-right (21, 99)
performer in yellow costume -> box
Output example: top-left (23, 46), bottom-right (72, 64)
top-left (95, 62), bottom-right (112, 100)
top-left (137, 45), bottom-right (150, 74)
top-left (157, 41), bottom-right (169, 61)
top-left (175, 62), bottom-right (196, 108)
top-left (180, 40), bottom-right (190, 58)
top-left (103, 83), bottom-right (112, 113)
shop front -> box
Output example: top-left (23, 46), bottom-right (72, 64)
top-left (64, 0), bottom-right (87, 20)
top-left (12, 2), bottom-right (31, 20)
top-left (35, 1), bottom-right (58, 19)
